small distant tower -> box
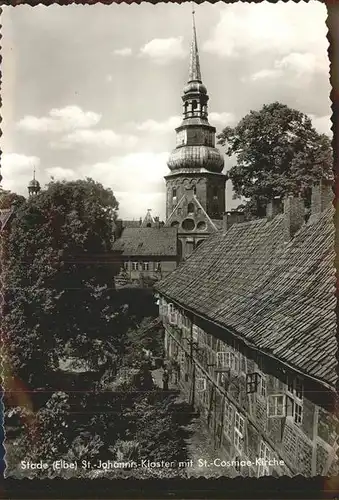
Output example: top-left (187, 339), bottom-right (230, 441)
top-left (142, 209), bottom-right (155, 228)
top-left (28, 167), bottom-right (41, 197)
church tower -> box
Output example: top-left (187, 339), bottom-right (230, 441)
top-left (28, 168), bottom-right (41, 197)
top-left (165, 8), bottom-right (226, 260)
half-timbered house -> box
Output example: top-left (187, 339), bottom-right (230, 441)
top-left (155, 181), bottom-right (337, 477)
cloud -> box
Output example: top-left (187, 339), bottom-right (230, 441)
top-left (140, 37), bottom-right (186, 64)
top-left (203, 2), bottom-right (327, 61)
top-left (133, 113), bottom-right (234, 133)
top-left (113, 47), bottom-right (132, 56)
top-left (250, 52), bottom-right (328, 84)
top-left (209, 112), bottom-right (236, 126)
top-left (83, 152), bottom-right (169, 192)
top-left (17, 106), bottom-right (101, 133)
top-left (2, 153), bottom-right (40, 176)
top-left (114, 191), bottom-right (165, 220)
top-left (45, 166), bottom-right (78, 180)
top-left (73, 152), bottom-right (169, 218)
top-left (309, 114), bottom-right (332, 136)
top-left (135, 116), bottom-right (181, 133)
top-left (51, 129), bottom-right (139, 149)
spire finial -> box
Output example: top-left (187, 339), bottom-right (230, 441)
top-left (33, 166), bottom-right (36, 181)
top-left (188, 2), bottom-right (201, 83)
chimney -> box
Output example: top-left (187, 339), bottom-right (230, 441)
top-left (283, 195), bottom-right (305, 240)
top-left (222, 210), bottom-right (245, 231)
top-left (266, 197), bottom-right (282, 220)
top-left (311, 178), bottom-right (333, 216)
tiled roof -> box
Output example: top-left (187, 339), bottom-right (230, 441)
top-left (122, 220), bottom-right (142, 228)
top-left (155, 208), bottom-right (336, 387)
top-left (112, 227), bottom-right (178, 257)
top-left (211, 219), bottom-right (223, 230)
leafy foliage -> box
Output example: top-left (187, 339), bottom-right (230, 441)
top-left (0, 189), bottom-right (26, 210)
top-left (2, 179), bottom-right (121, 384)
top-left (17, 392), bottom-right (71, 463)
top-left (217, 102), bottom-right (333, 217)
top-left (122, 317), bottom-right (164, 367)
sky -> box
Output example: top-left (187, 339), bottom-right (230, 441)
top-left (1, 1), bottom-right (331, 220)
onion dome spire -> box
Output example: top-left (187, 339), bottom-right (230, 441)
top-left (166, 6), bottom-right (224, 174)
top-left (28, 167), bottom-right (41, 197)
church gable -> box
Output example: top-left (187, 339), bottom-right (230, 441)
top-left (166, 188), bottom-right (217, 234)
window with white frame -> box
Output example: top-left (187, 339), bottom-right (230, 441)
top-left (287, 375), bottom-right (303, 400)
top-left (259, 376), bottom-right (267, 398)
top-left (267, 395), bottom-right (285, 417)
top-left (258, 442), bottom-right (270, 477)
top-left (132, 262), bottom-right (138, 271)
top-left (239, 353), bottom-right (246, 373)
top-left (182, 315), bottom-right (190, 331)
top-left (168, 303), bottom-right (177, 325)
top-left (223, 401), bottom-right (233, 439)
top-left (285, 396), bottom-right (303, 425)
top-left (234, 411), bottom-right (245, 452)
top-left (162, 299), bottom-right (168, 316)
top-left (218, 371), bottom-right (230, 389)
top-left (286, 375), bottom-right (303, 424)
top-left (230, 351), bottom-right (239, 373)
top-left (246, 373), bottom-right (259, 394)
top-left (142, 262), bottom-right (149, 271)
top-left (216, 351), bottom-right (230, 369)
top-left (192, 325), bottom-right (199, 343)
top-left (294, 402), bottom-right (303, 425)
top-left (196, 377), bottom-right (206, 392)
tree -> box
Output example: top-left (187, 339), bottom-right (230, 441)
top-left (2, 178), bottom-right (121, 385)
top-left (0, 189), bottom-right (26, 210)
top-left (217, 102), bottom-right (333, 218)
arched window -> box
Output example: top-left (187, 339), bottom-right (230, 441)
top-left (187, 203), bottom-right (194, 215)
top-left (184, 102), bottom-right (189, 114)
top-left (193, 186), bottom-right (197, 195)
top-left (192, 100), bottom-right (198, 111)
top-left (172, 188), bottom-right (177, 199)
